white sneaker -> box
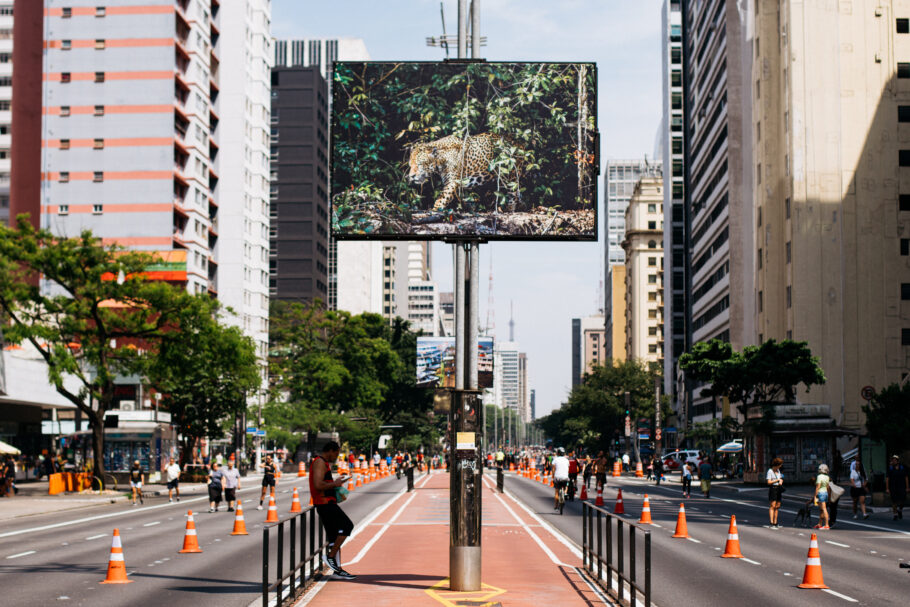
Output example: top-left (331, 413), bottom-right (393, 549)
top-left (169, 498), bottom-right (173, 503)
top-left (257, 505), bottom-right (263, 510)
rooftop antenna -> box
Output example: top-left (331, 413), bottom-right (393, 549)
top-left (426, 1), bottom-right (487, 55)
top-left (484, 249), bottom-right (495, 338)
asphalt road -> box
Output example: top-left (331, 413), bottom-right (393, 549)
top-left (0, 473), bottom-right (406, 607)
top-left (495, 471), bottom-right (910, 607)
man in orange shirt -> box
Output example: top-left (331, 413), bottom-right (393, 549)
top-left (310, 441), bottom-right (355, 579)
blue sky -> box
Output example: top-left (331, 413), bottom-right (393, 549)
top-left (272, 0), bottom-right (664, 417)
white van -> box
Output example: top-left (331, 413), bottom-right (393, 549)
top-left (662, 450), bottom-right (700, 471)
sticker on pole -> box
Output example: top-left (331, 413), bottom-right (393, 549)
top-left (456, 432), bottom-right (476, 450)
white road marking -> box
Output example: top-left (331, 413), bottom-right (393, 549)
top-left (85, 534), bottom-right (106, 540)
top-left (143, 521), bottom-right (160, 527)
top-left (687, 537), bottom-right (702, 543)
top-left (7, 550), bottom-right (36, 559)
top-left (871, 550), bottom-right (877, 554)
top-left (742, 558), bottom-right (761, 566)
top-left (826, 541), bottom-right (850, 548)
top-left (713, 547), bottom-right (721, 550)
top-left (652, 523), bottom-right (663, 528)
top-left (822, 589), bottom-right (858, 603)
top-left (783, 572), bottom-right (792, 576)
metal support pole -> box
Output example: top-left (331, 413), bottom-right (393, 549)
top-left (457, 0), bottom-right (467, 59)
top-left (468, 243), bottom-right (479, 389)
top-left (454, 245), bottom-right (466, 390)
top-left (471, 0), bottom-right (480, 59)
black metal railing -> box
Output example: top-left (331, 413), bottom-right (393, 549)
top-left (262, 506), bottom-right (327, 607)
top-left (582, 501), bottom-right (651, 607)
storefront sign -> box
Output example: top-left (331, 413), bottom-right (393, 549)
top-left (747, 404), bottom-right (830, 419)
top-left (456, 432), bottom-right (476, 451)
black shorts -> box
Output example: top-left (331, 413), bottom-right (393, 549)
top-left (315, 502), bottom-right (354, 539)
top-left (167, 479), bottom-right (179, 490)
top-left (769, 486), bottom-right (783, 503)
top-left (208, 486), bottom-right (222, 502)
top-left (850, 486), bottom-right (866, 499)
top-left (262, 476), bottom-right (276, 488)
top-left (224, 488), bottom-right (236, 502)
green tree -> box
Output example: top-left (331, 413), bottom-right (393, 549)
top-left (863, 382), bottom-right (910, 455)
top-left (0, 217), bottom-right (188, 477)
top-left (148, 297), bottom-right (261, 466)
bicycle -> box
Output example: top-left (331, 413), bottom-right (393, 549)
top-left (555, 480), bottom-right (567, 515)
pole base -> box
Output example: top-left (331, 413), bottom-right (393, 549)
top-left (449, 545), bottom-right (481, 591)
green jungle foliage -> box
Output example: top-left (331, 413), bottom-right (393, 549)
top-left (332, 62), bottom-right (596, 233)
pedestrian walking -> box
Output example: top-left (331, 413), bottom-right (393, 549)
top-left (849, 459), bottom-right (871, 519)
top-left (222, 457), bottom-right (241, 512)
top-left (681, 460), bottom-right (693, 498)
top-left (622, 452), bottom-right (630, 473)
top-left (207, 462), bottom-right (224, 512)
top-left (813, 464), bottom-right (831, 529)
top-left (698, 457), bottom-right (713, 498)
top-left (653, 456), bottom-right (664, 486)
top-left (582, 456), bottom-right (593, 489)
top-left (129, 460), bottom-right (144, 506)
top-left (258, 455), bottom-right (277, 510)
top-left (594, 451), bottom-right (608, 491)
top-left (166, 457), bottom-right (182, 503)
top-left (310, 441), bottom-right (356, 580)
top-left (766, 457), bottom-right (784, 528)
top-left (1, 456), bottom-right (17, 497)
top-left (886, 455), bottom-right (909, 520)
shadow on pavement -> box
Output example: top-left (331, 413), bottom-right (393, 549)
top-left (334, 573), bottom-right (445, 591)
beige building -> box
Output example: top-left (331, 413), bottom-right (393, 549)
top-left (752, 1), bottom-right (910, 435)
top-left (604, 264), bottom-right (627, 362)
top-left (622, 177), bottom-right (665, 364)
top-left (580, 314), bottom-right (605, 373)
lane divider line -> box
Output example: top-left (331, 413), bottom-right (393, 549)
top-left (6, 550), bottom-right (36, 559)
top-left (822, 588), bottom-right (859, 603)
top-left (142, 522), bottom-right (160, 527)
top-left (85, 534), bottom-right (106, 540)
top-left (741, 558), bottom-right (761, 566)
top-left (826, 540), bottom-right (850, 548)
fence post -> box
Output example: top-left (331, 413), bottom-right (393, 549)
top-left (309, 510), bottom-right (316, 575)
top-left (301, 511), bottom-right (307, 582)
top-left (262, 527), bottom-right (269, 607)
top-left (596, 510), bottom-right (602, 582)
top-left (277, 521), bottom-right (284, 604)
top-left (582, 503), bottom-right (588, 569)
top-left (645, 531), bottom-right (651, 607)
top-left (630, 525), bottom-right (636, 603)
top-left (496, 466), bottom-right (504, 492)
top-left (406, 465), bottom-right (414, 491)
top-left (618, 519), bottom-right (624, 604)
top-left (605, 511), bottom-right (612, 577)
top-left (318, 520), bottom-right (325, 570)
top-left (290, 517), bottom-right (296, 596)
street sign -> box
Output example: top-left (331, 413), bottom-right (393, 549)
top-left (861, 385), bottom-right (875, 401)
top-left (624, 415), bottom-right (631, 437)
top-left (246, 427), bottom-right (258, 434)
top-left (656, 429), bottom-right (662, 441)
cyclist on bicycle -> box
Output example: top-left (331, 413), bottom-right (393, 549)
top-left (552, 447), bottom-right (570, 510)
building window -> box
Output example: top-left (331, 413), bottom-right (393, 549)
top-left (901, 106), bottom-right (910, 122)
top-left (648, 309), bottom-right (657, 319)
top-left (96, 6), bottom-right (106, 17)
top-left (648, 275), bottom-right (657, 284)
top-left (61, 72), bottom-right (71, 83)
top-left (648, 327), bottom-right (658, 336)
top-left (757, 248), bottom-right (762, 269)
top-left (62, 7), bottom-right (72, 18)
top-left (786, 285), bottom-right (792, 308)
top-left (94, 105), bottom-right (105, 116)
top-left (904, 328), bottom-right (910, 346)
top-left (758, 206), bottom-right (762, 227)
top-left (93, 171), bottom-right (103, 182)
top-left (648, 257), bottom-right (657, 266)
top-left (648, 203), bottom-right (657, 213)
top-left (648, 240), bottom-right (657, 248)
top-left (786, 241), bottom-right (791, 263)
top-left (899, 18), bottom-right (910, 34)
top-left (59, 172), bottom-right (70, 183)
top-left (60, 139), bottom-right (71, 150)
top-left (92, 204), bottom-right (103, 214)
top-left (93, 138), bottom-right (104, 149)
top-left (648, 344), bottom-right (658, 354)
top-left (902, 150), bottom-right (910, 166)
top-left (899, 63), bottom-right (910, 78)
top-left (902, 195), bottom-right (910, 211)
top-left (757, 163), bottom-right (762, 184)
top-left (61, 39), bottom-right (72, 50)
top-left (647, 221), bottom-right (657, 229)
top-left (902, 238), bottom-right (910, 256)
top-left (95, 39), bottom-right (106, 50)
top-left (758, 291), bottom-right (763, 313)
top-left (785, 197), bottom-right (791, 219)
top-left (786, 330), bottom-right (792, 340)
top-left (648, 292), bottom-right (657, 302)
top-left (903, 283), bottom-right (910, 300)
top-left (58, 204), bottom-right (69, 215)
top-left (94, 72), bottom-right (105, 83)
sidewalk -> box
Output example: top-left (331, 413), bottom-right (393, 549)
top-left (296, 471), bottom-right (612, 607)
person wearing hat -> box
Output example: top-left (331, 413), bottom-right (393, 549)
top-left (886, 455), bottom-right (909, 520)
top-left (813, 463), bottom-right (831, 530)
top-left (551, 447), bottom-right (570, 510)
top-left (129, 460), bottom-right (144, 506)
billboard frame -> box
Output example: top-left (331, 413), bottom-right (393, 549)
top-left (330, 59), bottom-right (599, 242)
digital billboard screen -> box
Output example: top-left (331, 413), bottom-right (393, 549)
top-left (416, 336), bottom-right (493, 389)
top-left (331, 61), bottom-right (597, 240)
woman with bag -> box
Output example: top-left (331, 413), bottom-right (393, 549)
top-left (813, 464), bottom-right (832, 530)
top-left (766, 457), bottom-right (785, 528)
top-left (850, 460), bottom-right (871, 519)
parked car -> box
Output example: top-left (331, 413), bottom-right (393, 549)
top-left (662, 450), bottom-right (700, 471)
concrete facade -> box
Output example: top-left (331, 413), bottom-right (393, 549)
top-left (622, 177), bottom-right (665, 364)
top-left (604, 264), bottom-right (627, 362)
top-left (580, 314), bottom-right (605, 375)
top-left (604, 159), bottom-right (662, 266)
top-left (0, 1), bottom-right (11, 225)
top-left (752, 1), bottom-right (910, 432)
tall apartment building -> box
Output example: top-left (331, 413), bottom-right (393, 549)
top-left (529, 388), bottom-right (536, 421)
top-left (439, 291), bottom-right (455, 336)
top-left (218, 0), bottom-right (272, 360)
top-left (682, 0), bottom-right (753, 421)
top-left (0, 1), bottom-right (11, 226)
top-left (570, 318), bottom-right (582, 388)
top-left (518, 352), bottom-right (529, 423)
top-left (661, 0), bottom-right (688, 410)
top-left (752, 3), bottom-right (910, 438)
top-left (27, 0), bottom-right (270, 361)
top-left (272, 38), bottom-right (369, 311)
top-left (269, 66), bottom-right (329, 303)
top-left (407, 280), bottom-right (441, 335)
top-left (493, 341), bottom-right (521, 420)
top-left (604, 264), bottom-right (627, 362)
top-left (573, 314), bottom-right (605, 381)
top-left (621, 177), bottom-right (665, 364)
top-left (604, 159), bottom-right (662, 266)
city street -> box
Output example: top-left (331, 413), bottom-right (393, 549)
top-left (0, 474), bottom-right (404, 607)
top-left (496, 470), bottom-right (909, 607)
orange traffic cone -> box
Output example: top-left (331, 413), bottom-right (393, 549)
top-left (265, 495), bottom-right (279, 523)
top-left (672, 503), bottom-right (689, 538)
top-left (797, 533), bottom-right (828, 589)
top-left (100, 529), bottom-right (133, 584)
top-left (179, 510), bottom-right (203, 553)
top-left (612, 461), bottom-right (621, 477)
top-left (549, 476), bottom-right (554, 487)
top-left (579, 484), bottom-right (588, 500)
top-left (595, 486), bottom-right (604, 506)
top-left (635, 462), bottom-right (644, 477)
top-left (721, 515), bottom-right (743, 558)
top-left (231, 500), bottom-right (249, 535)
top-left (348, 477), bottom-right (355, 492)
top-left (298, 461), bottom-right (306, 477)
top-left (289, 487), bottom-right (302, 513)
top-left (614, 488), bottom-right (625, 514)
top-left (638, 495), bottom-right (653, 524)
top-left (355, 472), bottom-right (362, 487)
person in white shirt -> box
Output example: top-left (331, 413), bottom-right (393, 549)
top-left (849, 460), bottom-right (870, 519)
top-left (766, 457), bottom-right (784, 528)
top-left (552, 447), bottom-right (570, 510)
top-left (166, 457), bottom-right (181, 503)
top-left (622, 452), bottom-right (631, 473)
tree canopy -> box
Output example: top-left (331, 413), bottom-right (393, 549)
top-left (863, 382), bottom-right (910, 455)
